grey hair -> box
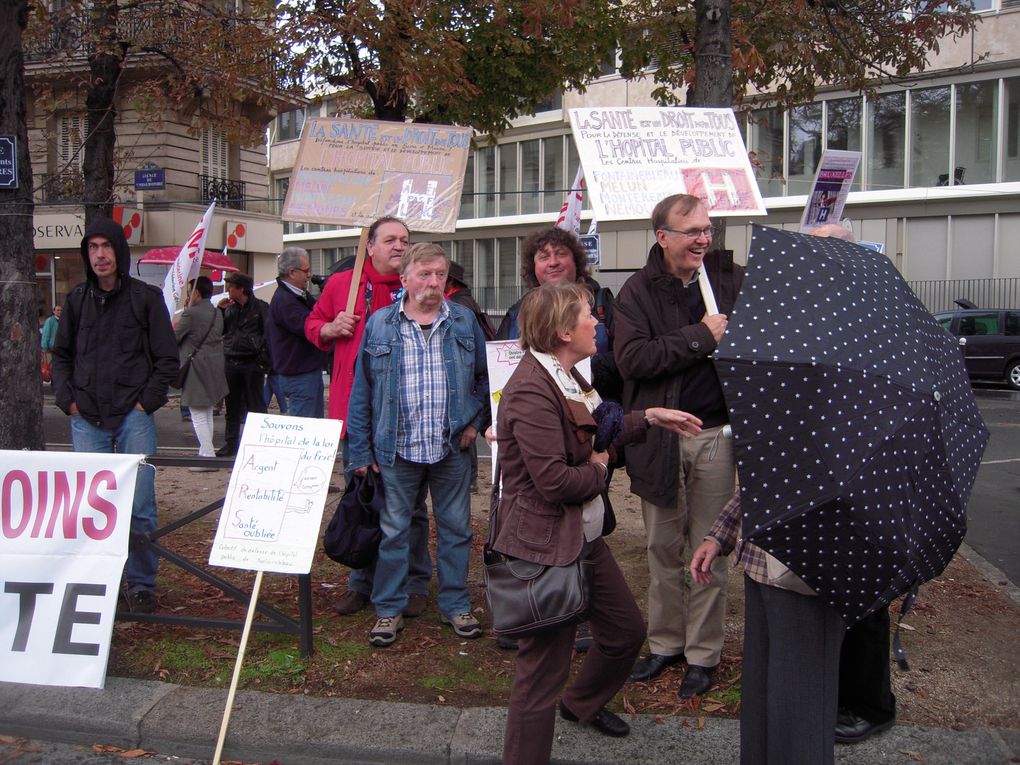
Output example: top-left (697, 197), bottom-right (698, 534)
top-left (278, 246), bottom-right (309, 276)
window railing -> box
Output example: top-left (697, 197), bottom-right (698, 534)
top-left (38, 171), bottom-right (85, 202)
top-left (200, 174), bottom-right (246, 211)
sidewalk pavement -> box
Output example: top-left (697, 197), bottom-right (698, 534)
top-left (2, 677), bottom-right (1018, 764)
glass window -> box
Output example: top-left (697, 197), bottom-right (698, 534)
top-left (867, 92), bottom-right (906, 191)
top-left (459, 153), bottom-right (474, 220)
top-left (1005, 312), bottom-right (1020, 336)
top-left (788, 103), bottom-right (822, 195)
top-left (825, 97), bottom-right (862, 191)
top-left (959, 312), bottom-right (999, 336)
top-left (543, 137), bottom-right (565, 213)
top-left (477, 146), bottom-right (496, 217)
top-left (1006, 77), bottom-right (1020, 182)
top-left (498, 237), bottom-right (518, 288)
top-left (477, 239), bottom-right (495, 293)
top-left (277, 108), bottom-right (305, 142)
top-left (521, 140), bottom-right (541, 214)
top-left (499, 143), bottom-right (518, 216)
top-left (956, 80), bottom-right (998, 185)
top-left (910, 86), bottom-right (951, 188)
top-left (749, 107), bottom-right (784, 197)
top-left (568, 138), bottom-right (584, 209)
top-left (449, 241), bottom-right (474, 287)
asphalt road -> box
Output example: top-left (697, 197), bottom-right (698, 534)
top-left (41, 386), bottom-right (1020, 585)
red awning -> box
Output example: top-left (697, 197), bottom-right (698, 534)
top-left (137, 248), bottom-right (240, 273)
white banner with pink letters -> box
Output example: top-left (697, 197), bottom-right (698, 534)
top-left (0, 451), bottom-right (140, 688)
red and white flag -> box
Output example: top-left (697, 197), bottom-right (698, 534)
top-left (161, 200), bottom-right (216, 317)
top-left (555, 166), bottom-right (585, 237)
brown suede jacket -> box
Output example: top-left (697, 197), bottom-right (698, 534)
top-left (492, 351), bottom-right (647, 566)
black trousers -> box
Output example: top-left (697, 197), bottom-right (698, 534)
top-left (223, 358), bottom-right (267, 448)
top-left (839, 604), bottom-right (896, 724)
top-left (741, 576), bottom-right (845, 765)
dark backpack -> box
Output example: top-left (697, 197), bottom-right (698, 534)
top-left (323, 470), bottom-right (385, 569)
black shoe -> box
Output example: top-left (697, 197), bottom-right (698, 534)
top-left (835, 709), bottom-right (895, 744)
top-left (678, 664), bottom-right (715, 698)
top-left (126, 589), bottom-right (156, 614)
top-left (215, 444), bottom-right (236, 458)
top-left (629, 652), bottom-right (685, 681)
top-left (559, 702), bottom-right (630, 738)
top-left (495, 634), bottom-right (519, 650)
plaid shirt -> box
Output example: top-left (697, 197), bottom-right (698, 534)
top-left (395, 299), bottom-right (450, 464)
top-left (706, 490), bottom-right (770, 585)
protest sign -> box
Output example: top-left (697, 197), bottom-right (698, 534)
top-left (281, 119), bottom-right (471, 233)
top-left (209, 413), bottom-right (341, 575)
top-left (800, 149), bottom-right (861, 233)
top-left (485, 341), bottom-right (591, 475)
top-left (568, 107), bottom-right (766, 220)
top-left (0, 451), bottom-right (140, 688)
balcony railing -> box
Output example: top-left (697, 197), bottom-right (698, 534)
top-left (38, 170), bottom-right (85, 203)
top-left (200, 174), bottom-right (247, 211)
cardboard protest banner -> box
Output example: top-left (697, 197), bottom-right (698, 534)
top-left (485, 341), bottom-right (591, 477)
top-left (800, 149), bottom-right (862, 233)
top-left (0, 451), bottom-right (140, 688)
top-left (281, 119), bottom-right (472, 233)
top-left (568, 107), bottom-right (766, 220)
top-left (209, 413), bottom-right (341, 575)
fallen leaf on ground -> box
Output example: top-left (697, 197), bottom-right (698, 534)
top-left (899, 750), bottom-right (927, 762)
top-left (118, 749), bottom-right (152, 758)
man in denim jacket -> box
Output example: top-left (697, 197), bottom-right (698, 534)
top-left (346, 243), bottom-right (489, 648)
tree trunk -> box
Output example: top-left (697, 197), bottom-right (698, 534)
top-left (83, 0), bottom-right (123, 224)
top-left (0, 0), bottom-right (44, 450)
top-left (691, 0), bottom-right (733, 249)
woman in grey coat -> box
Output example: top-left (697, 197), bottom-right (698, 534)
top-left (175, 276), bottom-right (229, 468)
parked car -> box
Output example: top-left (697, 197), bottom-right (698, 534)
top-left (935, 302), bottom-right (1020, 390)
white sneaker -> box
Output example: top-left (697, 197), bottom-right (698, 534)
top-left (442, 612), bottom-right (482, 639)
top-left (369, 615), bottom-right (404, 647)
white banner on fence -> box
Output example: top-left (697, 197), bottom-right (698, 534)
top-left (568, 107), bottom-right (766, 220)
top-left (209, 414), bottom-right (341, 575)
top-left (0, 451), bottom-right (140, 688)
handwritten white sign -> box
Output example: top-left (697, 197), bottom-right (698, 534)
top-left (209, 414), bottom-right (341, 574)
top-left (568, 106), bottom-right (766, 220)
top-left (0, 451), bottom-right (140, 688)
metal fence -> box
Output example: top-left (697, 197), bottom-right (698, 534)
top-left (906, 278), bottom-right (1020, 313)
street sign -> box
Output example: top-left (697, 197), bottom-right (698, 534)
top-left (0, 136), bottom-right (17, 189)
top-left (134, 161), bottom-right (165, 190)
top-left (579, 234), bottom-right (601, 268)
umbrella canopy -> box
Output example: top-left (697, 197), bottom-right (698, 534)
top-left (715, 224), bottom-right (989, 626)
top-left (137, 247), bottom-right (240, 273)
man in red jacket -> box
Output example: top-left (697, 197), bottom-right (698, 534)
top-left (305, 216), bottom-right (432, 617)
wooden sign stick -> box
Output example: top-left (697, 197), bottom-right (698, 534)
top-left (211, 569), bottom-right (264, 765)
top-left (345, 228), bottom-right (370, 314)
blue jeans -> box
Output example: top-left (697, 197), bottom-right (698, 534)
top-left (263, 373), bottom-right (288, 414)
top-left (71, 409), bottom-right (158, 593)
top-left (374, 450), bottom-right (473, 618)
top-left (342, 439), bottom-right (432, 599)
top-left (279, 370), bottom-right (324, 418)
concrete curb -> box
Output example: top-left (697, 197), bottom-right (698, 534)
top-left (2, 679), bottom-right (1018, 764)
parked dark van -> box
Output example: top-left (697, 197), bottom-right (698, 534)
top-left (935, 303), bottom-right (1020, 390)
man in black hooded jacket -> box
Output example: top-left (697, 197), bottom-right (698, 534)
top-left (51, 217), bottom-right (179, 614)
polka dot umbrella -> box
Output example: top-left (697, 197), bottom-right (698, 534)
top-left (714, 224), bottom-right (990, 627)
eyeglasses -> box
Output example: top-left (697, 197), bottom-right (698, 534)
top-left (292, 267), bottom-right (311, 274)
top-left (659, 226), bottom-right (714, 239)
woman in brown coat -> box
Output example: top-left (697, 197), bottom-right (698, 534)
top-left (494, 283), bottom-right (703, 765)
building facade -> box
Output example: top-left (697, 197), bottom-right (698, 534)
top-left (25, 4), bottom-right (298, 315)
top-left (270, 7), bottom-right (1020, 314)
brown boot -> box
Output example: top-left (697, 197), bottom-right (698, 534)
top-left (334, 589), bottom-right (369, 615)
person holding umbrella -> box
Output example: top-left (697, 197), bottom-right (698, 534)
top-left (691, 492), bottom-right (844, 765)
